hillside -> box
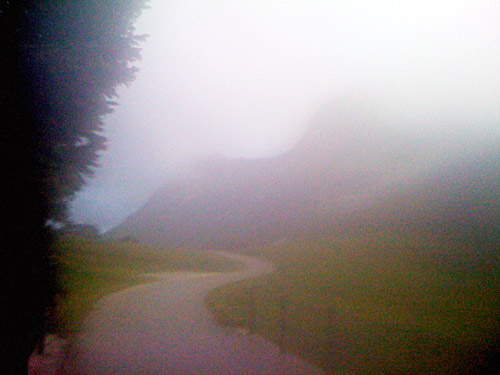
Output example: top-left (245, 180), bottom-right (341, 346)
top-left (108, 103), bottom-right (499, 250)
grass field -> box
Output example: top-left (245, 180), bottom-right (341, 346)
top-left (206, 230), bottom-right (500, 374)
top-left (52, 234), bottom-right (240, 336)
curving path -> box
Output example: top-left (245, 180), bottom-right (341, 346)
top-left (61, 251), bottom-right (325, 374)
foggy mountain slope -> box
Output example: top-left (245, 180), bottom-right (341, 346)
top-left (319, 141), bottom-right (500, 245)
top-left (108, 104), bottom-right (499, 250)
top-left (380, 143), bottom-right (500, 243)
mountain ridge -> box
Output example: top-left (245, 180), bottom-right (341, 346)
top-left (108, 104), bottom-right (500, 250)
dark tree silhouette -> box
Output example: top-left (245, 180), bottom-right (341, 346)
top-left (1, 1), bottom-right (148, 373)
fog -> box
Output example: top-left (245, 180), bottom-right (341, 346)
top-left (70, 0), bottom-right (500, 232)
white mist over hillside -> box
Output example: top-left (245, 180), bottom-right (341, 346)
top-left (70, 0), bottom-right (500, 232)
top-left (108, 100), bottom-right (500, 248)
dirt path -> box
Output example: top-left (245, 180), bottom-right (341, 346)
top-left (58, 251), bottom-right (325, 374)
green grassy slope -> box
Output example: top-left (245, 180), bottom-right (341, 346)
top-left (206, 229), bottom-right (499, 374)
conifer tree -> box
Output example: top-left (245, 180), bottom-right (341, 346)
top-left (0, 1), bottom-right (148, 373)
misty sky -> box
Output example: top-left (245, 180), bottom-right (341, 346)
top-left (69, 0), bottom-right (500, 232)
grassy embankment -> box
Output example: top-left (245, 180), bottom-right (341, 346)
top-left (52, 234), bottom-right (240, 336)
top-left (206, 228), bottom-right (500, 374)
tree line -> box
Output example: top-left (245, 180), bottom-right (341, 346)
top-left (1, 1), bottom-right (148, 373)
